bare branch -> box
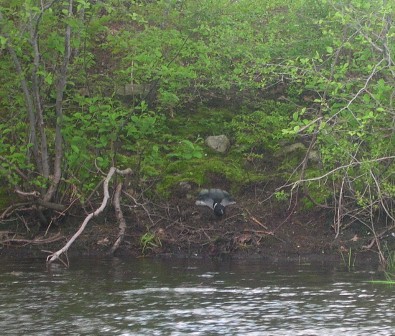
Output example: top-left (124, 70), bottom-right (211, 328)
top-left (369, 169), bottom-right (395, 223)
top-left (278, 156), bottom-right (395, 190)
top-left (47, 167), bottom-right (132, 264)
top-left (108, 182), bottom-right (127, 255)
top-left (326, 59), bottom-right (386, 124)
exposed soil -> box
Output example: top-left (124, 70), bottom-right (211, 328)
top-left (0, 183), bottom-right (380, 264)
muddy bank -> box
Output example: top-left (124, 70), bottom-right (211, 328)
top-left (0, 188), bottom-right (381, 265)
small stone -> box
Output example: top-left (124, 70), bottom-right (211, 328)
top-left (205, 135), bottom-right (230, 153)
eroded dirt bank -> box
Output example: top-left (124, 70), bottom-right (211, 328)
top-left (0, 186), bottom-right (381, 265)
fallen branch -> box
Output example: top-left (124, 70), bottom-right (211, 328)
top-left (46, 167), bottom-right (132, 264)
top-left (249, 214), bottom-right (268, 230)
top-left (36, 199), bottom-right (67, 212)
top-left (363, 224), bottom-right (395, 250)
top-left (15, 188), bottom-right (40, 198)
top-left (1, 202), bottom-right (33, 220)
top-left (5, 188), bottom-right (67, 216)
top-left (1, 232), bottom-right (64, 245)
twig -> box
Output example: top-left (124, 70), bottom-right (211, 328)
top-left (249, 215), bottom-right (268, 230)
top-left (278, 156), bottom-right (395, 190)
top-left (123, 190), bottom-right (156, 227)
top-left (334, 176), bottom-right (346, 238)
top-left (325, 59), bottom-right (385, 124)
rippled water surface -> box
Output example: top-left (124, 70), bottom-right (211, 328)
top-left (0, 257), bottom-right (393, 335)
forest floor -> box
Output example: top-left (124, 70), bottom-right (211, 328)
top-left (0, 183), bottom-right (380, 265)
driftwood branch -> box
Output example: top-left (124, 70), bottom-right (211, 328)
top-left (47, 167), bottom-right (132, 264)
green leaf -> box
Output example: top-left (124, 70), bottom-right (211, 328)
top-left (0, 36), bottom-right (8, 49)
top-left (71, 144), bottom-right (80, 153)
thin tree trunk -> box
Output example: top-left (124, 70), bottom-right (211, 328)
top-left (44, 0), bottom-right (73, 203)
top-left (29, 13), bottom-right (49, 178)
top-left (0, 12), bottom-right (41, 172)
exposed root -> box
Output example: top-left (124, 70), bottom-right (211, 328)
top-left (108, 182), bottom-right (127, 255)
top-left (0, 232), bottom-right (64, 245)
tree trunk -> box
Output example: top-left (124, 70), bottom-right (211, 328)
top-left (0, 12), bottom-right (40, 172)
top-left (29, 13), bottom-right (49, 178)
top-left (44, 0), bottom-right (73, 203)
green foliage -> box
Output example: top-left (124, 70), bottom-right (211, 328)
top-left (277, 0), bottom-right (395, 263)
top-left (0, 186), bottom-right (12, 210)
top-left (167, 107), bottom-right (234, 139)
top-left (340, 247), bottom-right (356, 271)
top-left (384, 250), bottom-right (395, 282)
top-left (368, 246), bottom-right (395, 283)
top-left (302, 180), bottom-right (331, 210)
top-left (140, 231), bottom-right (161, 255)
top-left (0, 122), bottom-right (36, 187)
top-left (61, 95), bottom-right (168, 197)
top-left (104, 0), bottom-right (328, 110)
top-left (229, 101), bottom-right (294, 155)
top-left (274, 190), bottom-right (289, 202)
top-left (167, 140), bottom-right (204, 160)
top-left (156, 154), bottom-right (265, 197)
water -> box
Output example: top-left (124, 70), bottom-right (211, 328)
top-left (0, 257), bottom-right (393, 335)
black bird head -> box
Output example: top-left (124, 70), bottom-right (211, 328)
top-left (213, 202), bottom-right (225, 216)
top-left (195, 188), bottom-right (236, 217)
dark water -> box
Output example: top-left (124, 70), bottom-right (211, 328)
top-left (0, 257), bottom-right (393, 335)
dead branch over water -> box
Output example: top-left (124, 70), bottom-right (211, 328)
top-left (46, 167), bottom-right (132, 265)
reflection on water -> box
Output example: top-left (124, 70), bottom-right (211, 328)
top-left (0, 257), bottom-right (393, 335)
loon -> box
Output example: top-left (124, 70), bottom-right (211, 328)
top-left (195, 188), bottom-right (236, 216)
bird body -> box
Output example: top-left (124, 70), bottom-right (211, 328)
top-left (195, 188), bottom-right (236, 216)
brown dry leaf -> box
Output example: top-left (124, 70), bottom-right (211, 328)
top-left (97, 237), bottom-right (110, 246)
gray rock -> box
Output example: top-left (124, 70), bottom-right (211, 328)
top-left (115, 83), bottom-right (150, 97)
top-left (205, 135), bottom-right (230, 153)
top-left (276, 142), bottom-right (321, 164)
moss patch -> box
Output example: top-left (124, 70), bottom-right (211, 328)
top-left (167, 106), bottom-right (235, 140)
top-left (156, 155), bottom-right (265, 197)
top-left (0, 186), bottom-right (12, 210)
